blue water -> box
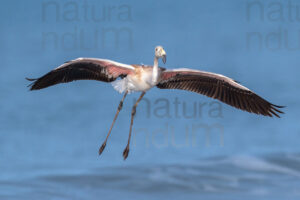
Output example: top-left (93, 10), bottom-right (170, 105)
top-left (1, 0), bottom-right (300, 199)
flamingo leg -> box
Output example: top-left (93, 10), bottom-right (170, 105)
top-left (123, 92), bottom-right (146, 160)
top-left (99, 91), bottom-right (128, 155)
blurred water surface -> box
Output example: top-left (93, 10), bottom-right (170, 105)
top-left (0, 0), bottom-right (299, 199)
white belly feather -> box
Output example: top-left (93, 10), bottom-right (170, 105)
top-left (111, 78), bottom-right (129, 93)
top-left (112, 72), bottom-right (154, 93)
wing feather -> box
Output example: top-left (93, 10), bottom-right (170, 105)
top-left (157, 68), bottom-right (284, 117)
top-left (26, 58), bottom-right (134, 90)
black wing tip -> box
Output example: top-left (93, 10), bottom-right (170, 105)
top-left (26, 77), bottom-right (37, 81)
top-left (25, 77), bottom-right (38, 90)
top-left (268, 104), bottom-right (285, 118)
top-left (271, 104), bottom-right (286, 109)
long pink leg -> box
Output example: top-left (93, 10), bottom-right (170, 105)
top-left (123, 92), bottom-right (146, 160)
top-left (98, 91), bottom-right (128, 155)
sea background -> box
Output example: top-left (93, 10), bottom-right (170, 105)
top-left (0, 0), bottom-right (299, 199)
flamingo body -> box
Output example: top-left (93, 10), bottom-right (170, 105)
top-left (113, 65), bottom-right (164, 93)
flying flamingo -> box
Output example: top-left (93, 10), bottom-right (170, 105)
top-left (26, 46), bottom-right (284, 159)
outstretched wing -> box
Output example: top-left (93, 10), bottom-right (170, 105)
top-left (157, 68), bottom-right (284, 117)
top-left (26, 58), bottom-right (135, 90)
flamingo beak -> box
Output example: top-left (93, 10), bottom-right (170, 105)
top-left (162, 54), bottom-right (167, 64)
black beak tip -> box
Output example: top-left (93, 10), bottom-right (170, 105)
top-left (162, 55), bottom-right (167, 64)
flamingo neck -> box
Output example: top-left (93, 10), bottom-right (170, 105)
top-left (152, 56), bottom-right (159, 84)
